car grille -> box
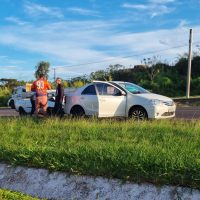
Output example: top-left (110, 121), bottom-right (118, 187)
top-left (161, 112), bottom-right (174, 116)
top-left (163, 101), bottom-right (174, 106)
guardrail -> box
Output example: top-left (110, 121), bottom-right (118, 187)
top-left (173, 97), bottom-right (200, 106)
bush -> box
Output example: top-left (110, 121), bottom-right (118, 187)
top-left (191, 77), bottom-right (200, 96)
top-left (0, 87), bottom-right (11, 107)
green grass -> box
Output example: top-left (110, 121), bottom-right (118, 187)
top-left (0, 188), bottom-right (42, 200)
top-left (0, 117), bottom-right (199, 189)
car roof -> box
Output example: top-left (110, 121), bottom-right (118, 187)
top-left (93, 80), bottom-right (134, 85)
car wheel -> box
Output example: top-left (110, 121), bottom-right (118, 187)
top-left (129, 107), bottom-right (148, 120)
top-left (9, 100), bottom-right (15, 109)
top-left (71, 106), bottom-right (85, 117)
top-left (19, 107), bottom-right (27, 116)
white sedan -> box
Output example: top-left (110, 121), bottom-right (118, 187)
top-left (64, 81), bottom-right (176, 120)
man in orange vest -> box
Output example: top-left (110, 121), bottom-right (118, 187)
top-left (31, 74), bottom-right (51, 116)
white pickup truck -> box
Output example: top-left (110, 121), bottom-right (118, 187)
top-left (7, 86), bottom-right (56, 115)
top-left (15, 93), bottom-right (56, 115)
top-left (8, 86), bottom-right (56, 110)
top-left (8, 86), bottom-right (29, 109)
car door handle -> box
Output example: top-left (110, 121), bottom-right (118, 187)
top-left (100, 99), bottom-right (106, 102)
top-left (80, 97), bottom-right (85, 100)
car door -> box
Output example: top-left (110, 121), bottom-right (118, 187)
top-left (94, 82), bottom-right (127, 117)
top-left (25, 99), bottom-right (32, 113)
top-left (80, 84), bottom-right (98, 115)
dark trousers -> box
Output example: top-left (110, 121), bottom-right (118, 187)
top-left (30, 99), bottom-right (35, 115)
top-left (53, 102), bottom-right (63, 117)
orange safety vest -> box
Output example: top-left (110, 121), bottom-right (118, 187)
top-left (31, 78), bottom-right (51, 96)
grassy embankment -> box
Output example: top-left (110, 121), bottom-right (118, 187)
top-left (0, 117), bottom-right (199, 189)
top-left (0, 188), bottom-right (42, 200)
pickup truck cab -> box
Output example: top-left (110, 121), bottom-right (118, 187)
top-left (8, 86), bottom-right (28, 109)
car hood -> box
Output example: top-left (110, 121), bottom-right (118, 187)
top-left (133, 93), bottom-right (173, 102)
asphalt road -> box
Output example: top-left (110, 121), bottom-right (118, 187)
top-left (0, 107), bottom-right (200, 119)
top-left (0, 108), bottom-right (19, 117)
top-left (175, 106), bottom-right (200, 119)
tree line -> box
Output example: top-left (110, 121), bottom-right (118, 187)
top-left (0, 54), bottom-right (200, 104)
top-left (68, 54), bottom-right (200, 97)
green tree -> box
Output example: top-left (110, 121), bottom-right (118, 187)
top-left (89, 70), bottom-right (110, 81)
top-left (0, 78), bottom-right (26, 90)
top-left (191, 76), bottom-right (200, 95)
top-left (142, 57), bottom-right (160, 82)
top-left (35, 61), bottom-right (50, 79)
top-left (72, 80), bottom-right (85, 88)
top-left (62, 80), bottom-right (70, 88)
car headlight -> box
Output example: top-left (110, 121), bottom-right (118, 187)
top-left (149, 99), bottom-right (164, 106)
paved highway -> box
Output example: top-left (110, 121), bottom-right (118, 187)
top-left (0, 108), bottom-right (19, 117)
top-left (0, 107), bottom-right (200, 119)
top-left (175, 106), bottom-right (200, 119)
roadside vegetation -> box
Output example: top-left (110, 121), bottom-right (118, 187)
top-left (69, 54), bottom-right (200, 97)
top-left (0, 87), bottom-right (11, 107)
top-left (0, 117), bottom-right (199, 189)
top-left (1, 54), bottom-right (200, 107)
top-left (0, 79), bottom-right (25, 107)
top-left (0, 188), bottom-right (42, 200)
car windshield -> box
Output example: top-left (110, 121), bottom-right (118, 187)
top-left (117, 82), bottom-right (149, 94)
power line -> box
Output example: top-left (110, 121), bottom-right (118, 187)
top-left (55, 41), bottom-right (200, 69)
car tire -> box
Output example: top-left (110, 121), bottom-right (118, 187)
top-left (129, 106), bottom-right (148, 120)
top-left (70, 106), bottom-right (85, 117)
top-left (9, 100), bottom-right (15, 109)
top-left (19, 107), bottom-right (27, 116)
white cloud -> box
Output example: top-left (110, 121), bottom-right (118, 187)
top-left (0, 65), bottom-right (34, 80)
top-left (122, 2), bottom-right (174, 18)
top-left (5, 17), bottom-right (28, 25)
top-left (151, 5), bottom-right (173, 17)
top-left (121, 4), bottom-right (148, 10)
top-left (0, 18), bottom-right (200, 80)
top-left (24, 1), bottom-right (63, 18)
top-left (178, 20), bottom-right (189, 28)
top-left (67, 7), bottom-right (100, 17)
top-left (149, 0), bottom-right (175, 4)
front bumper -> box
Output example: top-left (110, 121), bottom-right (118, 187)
top-left (148, 104), bottom-right (176, 119)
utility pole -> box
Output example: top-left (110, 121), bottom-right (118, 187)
top-left (186, 29), bottom-right (193, 98)
top-left (53, 68), bottom-right (56, 82)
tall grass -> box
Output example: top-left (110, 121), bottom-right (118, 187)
top-left (0, 117), bottom-right (199, 189)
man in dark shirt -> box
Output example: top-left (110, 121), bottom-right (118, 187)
top-left (53, 77), bottom-right (64, 117)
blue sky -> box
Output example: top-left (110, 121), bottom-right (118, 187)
top-left (0, 0), bottom-right (200, 81)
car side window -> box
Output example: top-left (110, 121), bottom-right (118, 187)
top-left (81, 85), bottom-right (96, 95)
top-left (96, 83), bottom-right (122, 96)
top-left (96, 83), bottom-right (104, 95)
